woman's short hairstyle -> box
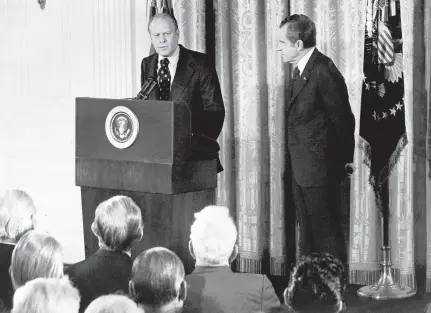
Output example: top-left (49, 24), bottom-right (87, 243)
top-left (279, 14), bottom-right (316, 48)
top-left (131, 247), bottom-right (185, 308)
top-left (10, 230), bottom-right (63, 289)
top-left (189, 205), bottom-right (237, 265)
top-left (11, 277), bottom-right (80, 313)
top-left (0, 189), bottom-right (36, 242)
top-left (84, 294), bottom-right (143, 313)
top-left (92, 195), bottom-right (143, 252)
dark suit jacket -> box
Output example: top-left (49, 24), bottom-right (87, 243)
top-left (65, 249), bottom-right (132, 313)
top-left (0, 243), bottom-right (14, 311)
top-left (183, 266), bottom-right (280, 313)
top-left (141, 45), bottom-right (225, 171)
top-left (286, 48), bottom-right (355, 187)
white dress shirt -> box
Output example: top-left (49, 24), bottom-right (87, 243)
top-left (297, 47), bottom-right (316, 75)
top-left (158, 45), bottom-right (180, 87)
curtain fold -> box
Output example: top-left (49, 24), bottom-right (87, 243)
top-left (425, 0), bottom-right (431, 292)
top-left (172, 0), bottom-right (431, 285)
top-left (213, 0), bottom-right (289, 274)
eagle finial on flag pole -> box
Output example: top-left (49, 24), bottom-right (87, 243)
top-left (160, 0), bottom-right (174, 16)
top-left (147, 0), bottom-right (158, 19)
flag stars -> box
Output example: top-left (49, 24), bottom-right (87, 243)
top-left (396, 102), bottom-right (403, 110)
top-left (373, 100), bottom-right (404, 121)
top-left (365, 82), bottom-right (370, 90)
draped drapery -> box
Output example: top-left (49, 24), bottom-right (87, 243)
top-left (169, 0), bottom-right (431, 287)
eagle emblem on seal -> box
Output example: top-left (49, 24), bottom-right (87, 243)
top-left (105, 106), bottom-right (139, 149)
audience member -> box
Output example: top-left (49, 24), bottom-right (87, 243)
top-left (130, 247), bottom-right (186, 313)
top-left (0, 190), bottom-right (37, 310)
top-left (84, 294), bottom-right (143, 313)
top-left (10, 230), bottom-right (64, 290)
top-left (183, 205), bottom-right (280, 313)
top-left (11, 277), bottom-right (80, 313)
top-left (66, 195), bottom-right (143, 313)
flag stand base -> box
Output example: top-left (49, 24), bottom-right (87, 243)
top-left (357, 246), bottom-right (416, 300)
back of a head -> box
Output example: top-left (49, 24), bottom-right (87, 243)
top-left (92, 195), bottom-right (143, 252)
top-left (279, 14), bottom-right (316, 48)
top-left (131, 247), bottom-right (185, 310)
top-left (11, 277), bottom-right (80, 313)
top-left (84, 294), bottom-right (143, 313)
top-left (0, 189), bottom-right (36, 242)
top-left (10, 230), bottom-right (63, 289)
top-left (189, 205), bottom-right (237, 265)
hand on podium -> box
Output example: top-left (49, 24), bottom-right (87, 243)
top-left (190, 133), bottom-right (223, 173)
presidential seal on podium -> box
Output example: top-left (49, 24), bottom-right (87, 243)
top-left (105, 106), bottom-right (139, 149)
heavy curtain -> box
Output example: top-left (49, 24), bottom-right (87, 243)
top-left (170, 0), bottom-right (431, 289)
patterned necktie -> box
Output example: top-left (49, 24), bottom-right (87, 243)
top-left (158, 58), bottom-right (171, 100)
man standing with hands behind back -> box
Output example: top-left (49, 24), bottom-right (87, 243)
top-left (141, 13), bottom-right (225, 172)
top-left (277, 14), bottom-right (355, 264)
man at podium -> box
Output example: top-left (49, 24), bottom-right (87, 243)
top-left (141, 13), bottom-right (225, 173)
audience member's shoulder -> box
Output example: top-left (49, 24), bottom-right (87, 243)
top-left (64, 254), bottom-right (93, 277)
top-left (0, 242), bottom-right (15, 257)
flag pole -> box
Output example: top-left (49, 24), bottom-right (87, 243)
top-left (357, 0), bottom-right (415, 300)
top-left (357, 180), bottom-right (416, 299)
top-left (148, 0), bottom-right (158, 55)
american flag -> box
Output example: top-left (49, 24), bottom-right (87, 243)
top-left (148, 0), bottom-right (157, 55)
top-left (374, 21), bottom-right (394, 65)
top-left (359, 0), bottom-right (406, 206)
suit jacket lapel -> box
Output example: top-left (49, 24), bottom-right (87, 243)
top-left (170, 45), bottom-right (195, 101)
top-left (287, 48), bottom-right (320, 111)
top-left (146, 54), bottom-right (158, 81)
top-left (144, 54), bottom-right (159, 100)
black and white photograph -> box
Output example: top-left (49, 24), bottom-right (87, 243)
top-left (1, 0), bottom-right (430, 312)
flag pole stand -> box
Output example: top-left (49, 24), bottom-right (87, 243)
top-left (357, 180), bottom-right (416, 300)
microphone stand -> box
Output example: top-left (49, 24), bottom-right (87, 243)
top-left (133, 81), bottom-right (151, 100)
top-left (141, 80), bottom-right (157, 100)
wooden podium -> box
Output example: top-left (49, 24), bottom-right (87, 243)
top-left (75, 97), bottom-right (217, 273)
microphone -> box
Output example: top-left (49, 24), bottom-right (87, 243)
top-left (133, 76), bottom-right (156, 100)
top-left (142, 80), bottom-right (157, 100)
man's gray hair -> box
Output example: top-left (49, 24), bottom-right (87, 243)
top-left (189, 205), bottom-right (237, 265)
top-left (11, 277), bottom-right (80, 313)
top-left (0, 189), bottom-right (36, 242)
top-left (92, 195), bottom-right (143, 252)
top-left (131, 247), bottom-right (185, 308)
top-left (10, 230), bottom-right (63, 289)
top-left (84, 294), bottom-right (143, 313)
top-left (148, 12), bottom-right (179, 32)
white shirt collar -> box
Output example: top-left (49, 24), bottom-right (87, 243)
top-left (158, 45), bottom-right (180, 66)
top-left (297, 47), bottom-right (316, 75)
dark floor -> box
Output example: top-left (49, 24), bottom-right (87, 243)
top-left (268, 276), bottom-right (431, 313)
